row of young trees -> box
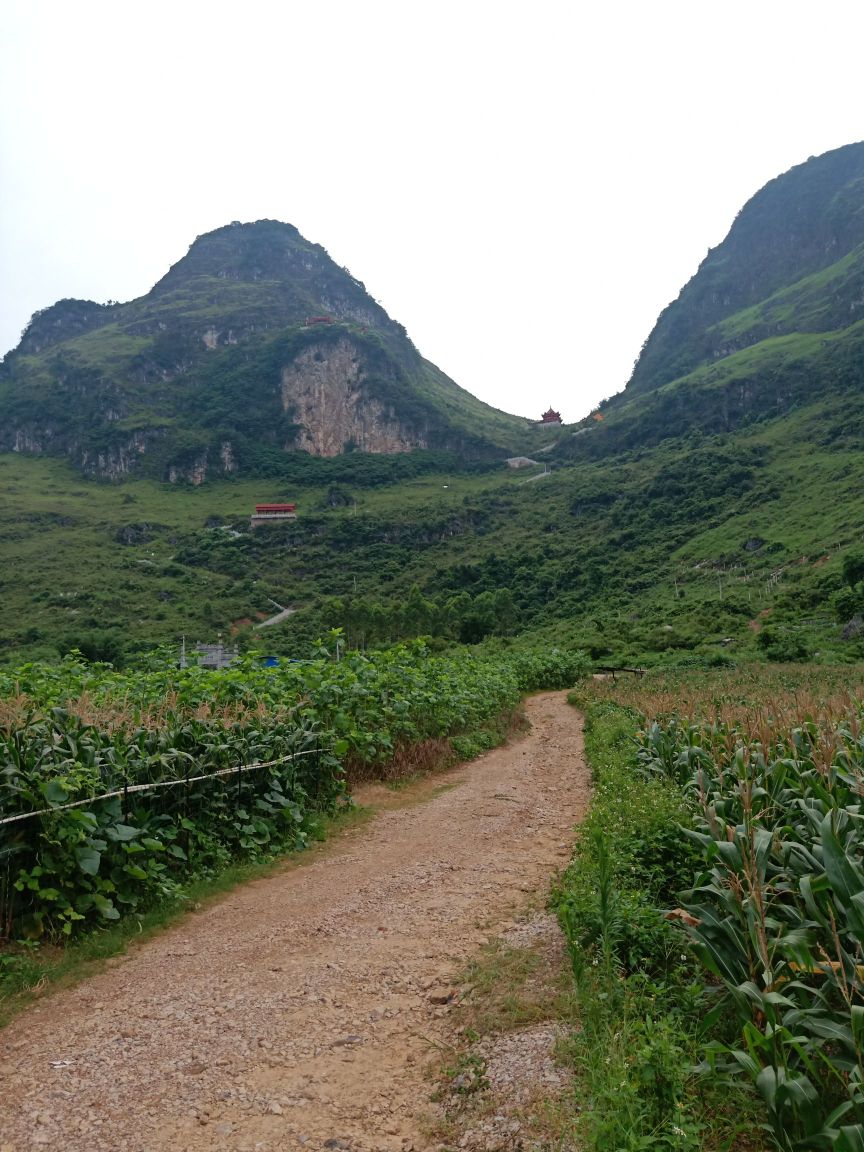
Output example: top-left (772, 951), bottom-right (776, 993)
top-left (321, 585), bottom-right (519, 647)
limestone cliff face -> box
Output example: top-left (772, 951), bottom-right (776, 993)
top-left (281, 337), bottom-right (427, 456)
top-left (167, 453), bottom-right (209, 486)
top-left (79, 431), bottom-right (155, 480)
top-left (166, 441), bottom-right (237, 485)
top-left (13, 429), bottom-right (50, 454)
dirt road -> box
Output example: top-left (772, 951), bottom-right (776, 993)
top-left (0, 693), bottom-right (588, 1152)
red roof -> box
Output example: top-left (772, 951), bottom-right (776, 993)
top-left (254, 504), bottom-right (296, 512)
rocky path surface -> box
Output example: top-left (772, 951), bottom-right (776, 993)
top-left (0, 693), bottom-right (588, 1152)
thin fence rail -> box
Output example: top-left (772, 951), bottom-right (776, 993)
top-left (0, 747), bottom-right (326, 827)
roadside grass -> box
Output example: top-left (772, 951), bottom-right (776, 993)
top-left (459, 932), bottom-right (576, 1035)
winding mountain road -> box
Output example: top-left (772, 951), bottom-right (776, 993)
top-left (0, 693), bottom-right (589, 1152)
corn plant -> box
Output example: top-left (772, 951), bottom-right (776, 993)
top-left (636, 703), bottom-right (864, 1149)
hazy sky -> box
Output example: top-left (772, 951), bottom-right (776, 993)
top-left (3, 1), bottom-right (864, 422)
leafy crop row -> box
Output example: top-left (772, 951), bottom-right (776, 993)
top-left (562, 668), bottom-right (864, 1151)
top-left (638, 711), bottom-right (864, 1150)
top-left (1, 643), bottom-right (588, 942)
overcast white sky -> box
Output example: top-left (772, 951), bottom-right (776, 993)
top-left (2, 1), bottom-right (864, 422)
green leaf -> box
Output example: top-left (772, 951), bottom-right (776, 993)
top-left (799, 1016), bottom-right (854, 1045)
top-left (851, 1004), bottom-right (864, 1051)
top-left (75, 846), bottom-right (101, 876)
top-left (715, 840), bottom-right (744, 871)
top-left (755, 1064), bottom-right (779, 1109)
top-left (836, 1126), bottom-right (864, 1152)
top-left (42, 779), bottom-right (69, 805)
top-left (107, 823), bottom-right (140, 842)
top-left (820, 815), bottom-right (864, 918)
top-left (91, 893), bottom-right (120, 919)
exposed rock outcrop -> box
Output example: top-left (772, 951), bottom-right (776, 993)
top-left (219, 441), bottom-right (237, 473)
top-left (167, 453), bottom-right (209, 486)
top-left (282, 338), bottom-right (427, 456)
top-left (80, 431), bottom-right (154, 480)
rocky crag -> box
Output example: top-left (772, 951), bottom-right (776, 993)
top-left (559, 141), bottom-right (864, 459)
top-left (0, 221), bottom-right (529, 481)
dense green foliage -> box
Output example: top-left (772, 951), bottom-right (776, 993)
top-left (0, 643), bottom-right (587, 942)
top-left (3, 381), bottom-right (864, 671)
top-left (561, 668), bottom-right (864, 1151)
top-left (639, 714), bottom-right (864, 1149)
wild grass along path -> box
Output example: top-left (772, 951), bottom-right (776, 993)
top-left (0, 692), bottom-right (589, 1152)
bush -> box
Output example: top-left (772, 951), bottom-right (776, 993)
top-left (756, 626), bottom-right (810, 661)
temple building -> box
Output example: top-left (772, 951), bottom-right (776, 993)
top-left (250, 503), bottom-right (297, 528)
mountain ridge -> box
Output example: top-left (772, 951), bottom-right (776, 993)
top-left (0, 221), bottom-right (532, 482)
top-left (542, 142), bottom-right (864, 464)
top-left (626, 140), bottom-right (864, 397)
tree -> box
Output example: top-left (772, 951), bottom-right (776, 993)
top-left (842, 551), bottom-right (864, 589)
top-left (401, 584), bottom-right (434, 637)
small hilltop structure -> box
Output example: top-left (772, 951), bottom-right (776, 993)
top-left (251, 502), bottom-right (297, 528)
top-left (538, 407), bottom-right (563, 425)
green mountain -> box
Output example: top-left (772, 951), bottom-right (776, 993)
top-left (0, 221), bottom-right (532, 481)
top-left (559, 140), bottom-right (864, 457)
top-left (6, 148), bottom-right (864, 671)
top-left (631, 140), bottom-right (864, 393)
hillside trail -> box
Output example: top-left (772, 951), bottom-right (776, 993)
top-left (0, 692), bottom-right (589, 1152)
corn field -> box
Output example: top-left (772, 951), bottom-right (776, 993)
top-left (626, 668), bottom-right (864, 1150)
